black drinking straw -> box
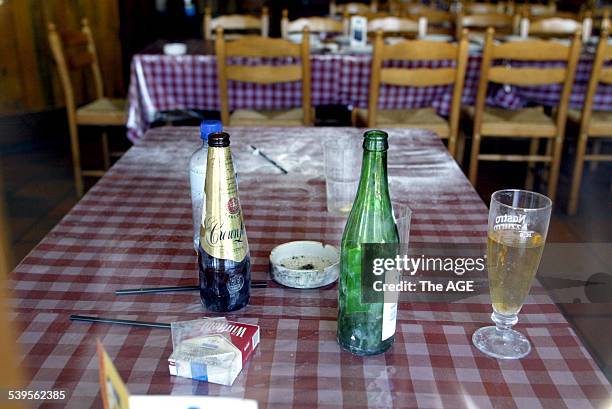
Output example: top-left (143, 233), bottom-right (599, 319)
top-left (115, 280), bottom-right (267, 296)
top-left (115, 285), bottom-right (200, 295)
top-left (70, 314), bottom-right (171, 329)
top-left (249, 145), bottom-right (288, 174)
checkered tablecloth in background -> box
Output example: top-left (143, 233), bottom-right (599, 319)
top-left (9, 127), bottom-right (611, 408)
top-left (127, 52), bottom-right (612, 143)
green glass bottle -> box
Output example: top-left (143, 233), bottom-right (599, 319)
top-left (337, 130), bottom-right (400, 356)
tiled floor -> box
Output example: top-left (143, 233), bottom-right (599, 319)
top-left (1, 110), bottom-right (611, 380)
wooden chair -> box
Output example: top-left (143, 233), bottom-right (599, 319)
top-left (281, 10), bottom-right (344, 39)
top-left (367, 16), bottom-right (428, 38)
top-left (566, 28), bottom-right (612, 215)
top-left (47, 19), bottom-right (126, 197)
top-left (465, 28), bottom-right (581, 202)
top-left (353, 30), bottom-right (469, 158)
top-left (0, 174), bottom-right (27, 409)
top-left (215, 27), bottom-right (311, 126)
top-left (456, 13), bottom-right (515, 38)
top-left (330, 1), bottom-right (377, 16)
top-left (204, 7), bottom-right (269, 40)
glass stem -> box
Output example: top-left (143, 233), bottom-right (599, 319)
top-left (492, 311), bottom-right (518, 336)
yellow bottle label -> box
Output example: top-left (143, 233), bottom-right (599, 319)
top-left (200, 146), bottom-right (248, 262)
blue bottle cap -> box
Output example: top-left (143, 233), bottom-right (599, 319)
top-left (199, 120), bottom-right (223, 142)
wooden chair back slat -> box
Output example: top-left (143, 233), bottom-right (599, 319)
top-left (226, 65), bottom-right (302, 84)
top-left (404, 3), bottom-right (434, 14)
top-left (286, 17), bottom-right (343, 34)
top-left (459, 13), bottom-right (514, 28)
top-left (367, 16), bottom-right (425, 36)
top-left (226, 37), bottom-right (301, 57)
top-left (491, 40), bottom-right (570, 60)
top-left (380, 67), bottom-right (456, 86)
top-left (67, 51), bottom-right (96, 70)
top-left (411, 9), bottom-right (453, 25)
top-left (382, 40), bottom-right (457, 60)
top-left (281, 10), bottom-right (346, 38)
top-left (212, 15), bottom-right (262, 30)
top-left (488, 66), bottom-right (568, 85)
top-left (529, 2), bottom-right (557, 16)
top-left (528, 17), bottom-right (582, 35)
top-left (599, 68), bottom-right (612, 84)
top-left (215, 27), bottom-right (311, 125)
top-left (60, 30), bottom-right (89, 46)
top-left (331, 1), bottom-right (377, 15)
top-left (465, 3), bottom-right (505, 14)
top-left (457, 13), bottom-right (514, 37)
top-left (204, 7), bottom-right (268, 40)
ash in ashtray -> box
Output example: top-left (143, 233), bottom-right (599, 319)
top-left (299, 263), bottom-right (315, 270)
top-left (280, 255), bottom-right (332, 271)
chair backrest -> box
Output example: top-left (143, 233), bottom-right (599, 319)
top-left (204, 7), bottom-right (269, 40)
top-left (330, 1), bottom-right (377, 15)
top-left (47, 19), bottom-right (103, 119)
top-left (367, 29), bottom-right (470, 135)
top-left (215, 27), bottom-right (311, 125)
top-left (456, 13), bottom-right (515, 37)
top-left (405, 5), bottom-right (453, 24)
top-left (529, 2), bottom-right (557, 17)
top-left (464, 2), bottom-right (506, 15)
top-left (473, 28), bottom-right (581, 135)
top-left (526, 16), bottom-right (583, 38)
top-left (281, 10), bottom-right (344, 38)
top-left (367, 16), bottom-right (427, 37)
top-left (577, 27), bottom-right (612, 133)
top-left (405, 6), bottom-right (454, 35)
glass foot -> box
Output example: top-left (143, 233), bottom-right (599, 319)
top-left (472, 326), bottom-right (531, 359)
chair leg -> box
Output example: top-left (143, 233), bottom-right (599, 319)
top-left (447, 135), bottom-right (457, 159)
top-left (568, 133), bottom-right (589, 216)
top-left (545, 138), bottom-right (553, 156)
top-left (525, 138), bottom-right (539, 191)
top-left (351, 109), bottom-right (360, 127)
top-left (456, 131), bottom-right (466, 168)
top-left (589, 140), bottom-right (601, 171)
top-left (68, 122), bottom-right (84, 197)
top-left (101, 131), bottom-right (111, 170)
top-left (468, 133), bottom-right (481, 186)
top-left (547, 136), bottom-right (564, 203)
top-left (542, 138), bottom-right (553, 182)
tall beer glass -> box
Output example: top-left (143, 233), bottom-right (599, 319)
top-left (473, 189), bottom-right (552, 359)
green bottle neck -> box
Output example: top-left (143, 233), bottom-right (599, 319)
top-left (354, 148), bottom-right (389, 203)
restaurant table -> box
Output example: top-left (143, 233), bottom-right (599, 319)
top-left (127, 41), bottom-right (612, 143)
top-left (9, 127), bottom-right (611, 408)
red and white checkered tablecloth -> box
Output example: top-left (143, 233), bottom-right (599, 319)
top-left (127, 52), bottom-right (612, 144)
top-left (9, 127), bottom-right (611, 408)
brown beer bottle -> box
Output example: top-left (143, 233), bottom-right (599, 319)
top-left (198, 132), bottom-right (251, 312)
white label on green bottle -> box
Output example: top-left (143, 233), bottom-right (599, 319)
top-left (381, 302), bottom-right (397, 341)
